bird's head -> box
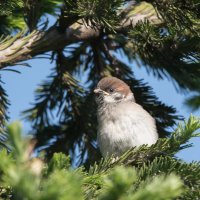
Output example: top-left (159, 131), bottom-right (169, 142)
top-left (94, 77), bottom-right (134, 105)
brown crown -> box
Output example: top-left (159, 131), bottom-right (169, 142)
top-left (97, 77), bottom-right (132, 96)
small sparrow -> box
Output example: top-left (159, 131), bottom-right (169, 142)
top-left (94, 77), bottom-right (158, 157)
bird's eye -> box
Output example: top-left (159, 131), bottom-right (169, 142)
top-left (109, 88), bottom-right (114, 93)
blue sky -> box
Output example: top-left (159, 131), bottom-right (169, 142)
top-left (1, 15), bottom-right (200, 162)
top-left (1, 56), bottom-right (200, 162)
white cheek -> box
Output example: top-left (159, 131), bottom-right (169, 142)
top-left (104, 92), bottom-right (124, 103)
top-left (125, 93), bottom-right (135, 102)
top-left (114, 92), bottom-right (124, 99)
top-left (104, 95), bottom-right (116, 103)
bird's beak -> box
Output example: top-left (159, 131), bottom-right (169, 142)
top-left (94, 88), bottom-right (102, 94)
top-left (94, 88), bottom-right (109, 95)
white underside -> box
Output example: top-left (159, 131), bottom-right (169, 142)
top-left (97, 101), bottom-right (158, 157)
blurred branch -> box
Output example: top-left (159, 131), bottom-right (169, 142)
top-left (1, 116), bottom-right (200, 200)
top-left (185, 94), bottom-right (200, 111)
top-left (0, 82), bottom-right (9, 149)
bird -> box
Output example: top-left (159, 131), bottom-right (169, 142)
top-left (94, 76), bottom-right (158, 157)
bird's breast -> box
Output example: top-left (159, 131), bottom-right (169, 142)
top-left (97, 111), bottom-right (139, 157)
top-left (97, 103), bottom-right (158, 157)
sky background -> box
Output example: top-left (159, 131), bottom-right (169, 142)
top-left (1, 15), bottom-right (199, 163)
top-left (1, 56), bottom-right (200, 162)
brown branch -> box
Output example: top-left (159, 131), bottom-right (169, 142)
top-left (0, 22), bottom-right (100, 69)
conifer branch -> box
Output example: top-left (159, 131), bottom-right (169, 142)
top-left (0, 2), bottom-right (161, 68)
top-left (0, 117), bottom-right (199, 199)
top-left (0, 83), bottom-right (9, 149)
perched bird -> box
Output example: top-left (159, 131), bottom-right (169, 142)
top-left (94, 77), bottom-right (158, 157)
